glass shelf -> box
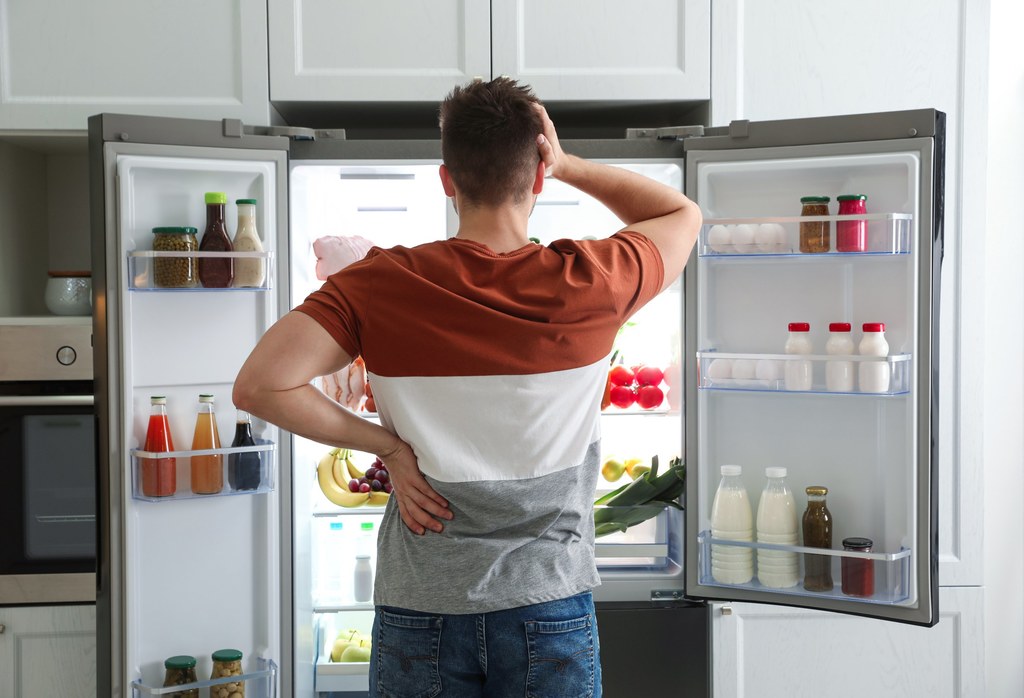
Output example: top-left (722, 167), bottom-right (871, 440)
top-left (697, 213), bottom-right (912, 257)
top-left (698, 352), bottom-right (911, 395)
top-left (132, 658), bottom-right (277, 697)
top-left (130, 441), bottom-right (275, 501)
top-left (697, 530), bottom-right (912, 605)
top-left (127, 250), bottom-right (274, 291)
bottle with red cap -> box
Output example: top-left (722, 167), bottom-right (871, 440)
top-left (858, 322), bottom-right (890, 393)
top-left (784, 322), bottom-right (813, 391)
top-left (825, 322), bottom-right (855, 392)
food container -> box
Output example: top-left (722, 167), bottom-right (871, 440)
top-left (841, 537), bottom-right (875, 597)
top-left (799, 196), bottom-right (831, 253)
top-left (152, 226), bottom-right (199, 288)
top-left (162, 655), bottom-right (199, 697)
top-left (836, 194), bottom-right (868, 252)
top-left (210, 648), bottom-right (245, 697)
top-left (44, 271), bottom-right (91, 315)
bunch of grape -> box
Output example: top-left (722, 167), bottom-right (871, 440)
top-left (348, 457), bottom-right (394, 494)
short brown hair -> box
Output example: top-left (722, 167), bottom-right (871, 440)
top-left (439, 78), bottom-right (542, 207)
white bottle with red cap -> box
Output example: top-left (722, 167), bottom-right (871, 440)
top-left (784, 322), bottom-right (813, 391)
top-left (825, 322), bottom-right (855, 392)
top-left (858, 322), bottom-right (890, 392)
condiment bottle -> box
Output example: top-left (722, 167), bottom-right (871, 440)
top-left (836, 194), bottom-right (868, 252)
top-left (210, 648), bottom-right (245, 697)
top-left (141, 396), bottom-right (176, 497)
top-left (755, 467), bottom-right (799, 588)
top-left (858, 322), bottom-right (891, 393)
top-left (190, 394), bottom-right (223, 494)
top-left (825, 322), bottom-right (855, 392)
top-left (199, 192), bottom-right (234, 288)
top-left (354, 554), bottom-right (373, 603)
top-left (162, 655), bottom-right (199, 697)
top-left (841, 537), bottom-right (875, 598)
top-left (710, 465), bottom-right (754, 585)
top-left (232, 198), bottom-right (266, 288)
top-left (784, 322), bottom-right (813, 391)
top-left (802, 486), bottom-right (834, 591)
top-left (799, 195), bottom-right (831, 253)
top-left (228, 409), bottom-right (262, 491)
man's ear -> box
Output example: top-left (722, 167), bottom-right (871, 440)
top-left (532, 160), bottom-right (546, 195)
top-left (439, 164), bottom-right (457, 197)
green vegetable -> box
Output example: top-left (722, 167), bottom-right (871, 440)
top-left (593, 456), bottom-right (685, 537)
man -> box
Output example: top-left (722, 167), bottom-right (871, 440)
top-left (233, 77), bottom-right (701, 697)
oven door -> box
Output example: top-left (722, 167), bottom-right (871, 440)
top-left (0, 386), bottom-right (97, 604)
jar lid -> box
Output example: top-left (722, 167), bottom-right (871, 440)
top-left (788, 322), bottom-right (810, 332)
top-left (205, 192), bottom-right (228, 205)
top-left (806, 485), bottom-right (828, 496)
top-left (765, 466), bottom-right (787, 478)
top-left (842, 536), bottom-right (873, 550)
top-left (47, 270), bottom-right (91, 278)
top-left (199, 394), bottom-right (215, 402)
top-left (720, 464), bottom-right (742, 477)
top-left (212, 648), bottom-right (243, 662)
top-left (829, 322), bottom-right (852, 332)
top-left (152, 226), bottom-right (198, 235)
top-left (863, 322), bottom-right (886, 332)
top-left (800, 196), bottom-right (831, 203)
top-left (236, 198), bottom-right (258, 205)
top-left (837, 194), bottom-right (868, 201)
top-left (164, 655), bottom-right (197, 669)
top-left (150, 396), bottom-right (167, 404)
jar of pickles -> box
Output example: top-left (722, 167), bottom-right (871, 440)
top-left (210, 648), bottom-right (245, 698)
top-left (162, 655), bottom-right (199, 697)
top-left (152, 226), bottom-right (199, 288)
top-left (799, 196), bottom-right (831, 253)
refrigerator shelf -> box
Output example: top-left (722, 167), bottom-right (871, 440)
top-left (313, 601), bottom-right (374, 614)
top-left (131, 658), bottom-right (277, 697)
top-left (698, 352), bottom-right (911, 395)
top-left (593, 505), bottom-right (682, 569)
top-left (127, 250), bottom-right (275, 291)
top-left (698, 213), bottom-right (912, 257)
top-left (311, 506), bottom-right (387, 518)
top-left (130, 441), bottom-right (275, 502)
top-left (697, 531), bottom-right (912, 605)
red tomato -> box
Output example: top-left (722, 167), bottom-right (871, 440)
top-left (609, 365), bottom-right (635, 387)
top-left (636, 385), bottom-right (664, 410)
top-left (609, 385), bottom-right (636, 408)
top-left (635, 365), bottom-right (665, 387)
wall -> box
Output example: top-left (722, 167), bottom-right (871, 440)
top-left (0, 141), bottom-right (49, 315)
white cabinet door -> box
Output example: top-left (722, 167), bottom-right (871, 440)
top-left (0, 605), bottom-right (96, 698)
top-left (268, 0), bottom-right (491, 102)
top-left (492, 0), bottom-right (710, 101)
top-left (0, 0), bottom-right (270, 129)
top-left (711, 587), bottom-right (984, 697)
top-left (710, 0), bottom-right (988, 585)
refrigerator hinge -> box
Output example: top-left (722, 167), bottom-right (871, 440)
top-left (625, 125), bottom-right (705, 141)
top-left (728, 119), bottom-right (751, 139)
top-left (241, 124), bottom-right (348, 141)
top-left (650, 589), bottom-right (685, 602)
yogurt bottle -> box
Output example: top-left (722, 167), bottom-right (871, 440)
top-left (710, 465), bottom-right (754, 585)
top-left (858, 322), bottom-right (890, 393)
top-left (755, 467), bottom-right (799, 588)
top-left (784, 322), bottom-right (813, 391)
top-left (825, 322), bottom-right (855, 392)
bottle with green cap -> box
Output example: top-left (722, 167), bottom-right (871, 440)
top-left (232, 198), bottom-right (265, 288)
top-left (162, 655), bottom-right (199, 696)
top-left (199, 191), bottom-right (234, 288)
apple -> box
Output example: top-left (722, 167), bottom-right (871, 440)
top-left (630, 464), bottom-right (651, 480)
top-left (601, 459), bottom-right (626, 482)
top-left (340, 644), bottom-right (372, 662)
top-left (331, 637), bottom-right (357, 662)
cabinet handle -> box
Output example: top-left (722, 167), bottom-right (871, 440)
top-left (721, 606), bottom-right (733, 616)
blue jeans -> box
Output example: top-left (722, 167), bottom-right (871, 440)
top-left (368, 591), bottom-right (602, 698)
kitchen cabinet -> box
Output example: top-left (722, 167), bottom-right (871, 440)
top-left (0, 0), bottom-right (270, 129)
top-left (268, 0), bottom-right (710, 103)
top-left (0, 604), bottom-right (97, 698)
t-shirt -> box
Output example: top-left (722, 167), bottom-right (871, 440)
top-left (295, 231), bottom-right (664, 614)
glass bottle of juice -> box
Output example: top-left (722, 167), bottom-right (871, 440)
top-left (142, 396), bottom-right (176, 497)
top-left (228, 409), bottom-right (262, 491)
top-left (190, 394), bottom-right (223, 494)
top-left (802, 485), bottom-right (834, 591)
top-left (199, 192), bottom-right (234, 288)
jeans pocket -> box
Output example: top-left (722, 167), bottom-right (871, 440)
top-left (375, 610), bottom-right (443, 698)
top-left (525, 614), bottom-right (595, 698)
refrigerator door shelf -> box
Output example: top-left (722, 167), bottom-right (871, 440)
top-left (128, 250), bottom-right (275, 291)
top-left (131, 658), bottom-right (277, 697)
top-left (698, 213), bottom-right (912, 257)
top-left (698, 352), bottom-right (912, 395)
top-left (130, 442), bottom-right (276, 502)
top-left (697, 530), bottom-right (913, 606)
top-left (594, 504), bottom-right (679, 566)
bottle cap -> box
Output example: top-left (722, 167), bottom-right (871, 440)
top-left (829, 322), bottom-right (852, 332)
top-left (164, 655), bottom-right (197, 669)
top-left (236, 198), bottom-right (257, 205)
top-left (720, 464), bottom-right (742, 477)
top-left (356, 554), bottom-right (371, 560)
top-left (842, 537), bottom-right (873, 550)
top-left (863, 322), bottom-right (886, 332)
top-left (211, 649), bottom-right (243, 663)
top-left (152, 226), bottom-right (198, 235)
top-left (150, 396), bottom-right (167, 404)
top-left (788, 322), bottom-right (810, 332)
top-left (806, 485), bottom-right (828, 496)
top-left (800, 196), bottom-right (831, 203)
top-left (765, 467), bottom-right (787, 478)
top-left (204, 192), bottom-right (228, 205)
top-left (836, 194), bottom-right (868, 201)
top-left (199, 394), bottom-right (215, 403)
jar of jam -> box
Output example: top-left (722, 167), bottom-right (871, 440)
top-left (210, 648), bottom-right (245, 697)
top-left (152, 227), bottom-right (199, 288)
top-left (836, 194), bottom-right (868, 252)
top-left (162, 655), bottom-right (199, 698)
top-left (841, 537), bottom-right (875, 597)
top-left (799, 196), bottom-right (831, 253)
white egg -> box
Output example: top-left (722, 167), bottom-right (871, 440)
top-left (755, 224), bottom-right (779, 252)
top-left (756, 359), bottom-right (782, 381)
top-left (770, 223), bottom-right (788, 251)
top-left (731, 359), bottom-right (756, 380)
top-left (731, 224), bottom-right (756, 252)
top-left (707, 225), bottom-right (731, 253)
top-left (707, 358), bottom-right (733, 379)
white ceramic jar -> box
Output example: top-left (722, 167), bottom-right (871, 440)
top-left (45, 272), bottom-right (91, 316)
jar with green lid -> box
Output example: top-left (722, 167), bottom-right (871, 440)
top-left (162, 655), bottom-right (199, 697)
top-left (152, 227), bottom-right (199, 288)
top-left (210, 648), bottom-right (245, 697)
top-left (799, 196), bottom-right (831, 253)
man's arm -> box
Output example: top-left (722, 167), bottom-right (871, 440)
top-left (233, 311), bottom-right (451, 534)
top-left (534, 105), bottom-right (702, 291)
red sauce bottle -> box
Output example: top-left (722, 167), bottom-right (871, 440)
top-left (142, 396), bottom-right (176, 497)
top-left (199, 192), bottom-right (234, 288)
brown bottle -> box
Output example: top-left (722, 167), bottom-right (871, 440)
top-left (199, 192), bottom-right (234, 288)
top-left (802, 485), bottom-right (833, 591)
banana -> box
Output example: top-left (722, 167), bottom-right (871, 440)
top-left (317, 449), bottom-right (370, 508)
top-left (367, 491), bottom-right (390, 507)
top-left (345, 453), bottom-right (365, 480)
top-left (332, 450), bottom-right (350, 489)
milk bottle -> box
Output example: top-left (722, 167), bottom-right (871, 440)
top-left (710, 465), bottom-right (754, 584)
top-left (755, 467), bottom-right (800, 588)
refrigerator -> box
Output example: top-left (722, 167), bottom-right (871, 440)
top-left (89, 107), bottom-right (941, 697)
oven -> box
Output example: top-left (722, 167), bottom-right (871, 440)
top-left (0, 319), bottom-right (96, 605)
